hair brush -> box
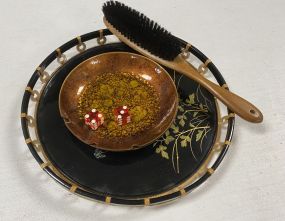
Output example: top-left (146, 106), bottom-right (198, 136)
top-left (102, 1), bottom-right (263, 123)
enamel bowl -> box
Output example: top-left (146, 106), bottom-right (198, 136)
top-left (59, 52), bottom-right (178, 151)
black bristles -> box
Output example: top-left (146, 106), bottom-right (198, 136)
top-left (102, 1), bottom-right (183, 60)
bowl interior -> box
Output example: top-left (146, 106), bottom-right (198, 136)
top-left (59, 52), bottom-right (178, 151)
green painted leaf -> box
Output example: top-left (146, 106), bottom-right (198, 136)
top-left (178, 106), bottom-right (184, 112)
top-left (171, 124), bottom-right (179, 133)
top-left (156, 145), bottom-right (167, 153)
top-left (165, 130), bottom-right (170, 136)
top-left (181, 139), bottom-right (187, 147)
top-left (161, 150), bottom-right (169, 159)
top-left (179, 119), bottom-right (185, 127)
top-left (155, 147), bottom-right (161, 153)
top-left (188, 93), bottom-right (195, 105)
top-left (189, 123), bottom-right (195, 128)
top-left (156, 145), bottom-right (169, 159)
top-left (181, 135), bottom-right (191, 143)
top-left (199, 104), bottom-right (204, 110)
top-left (177, 115), bottom-right (183, 119)
top-left (196, 130), bottom-right (203, 142)
top-left (165, 136), bottom-right (175, 145)
top-left (193, 112), bottom-right (198, 117)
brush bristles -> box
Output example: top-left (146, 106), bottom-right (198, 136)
top-left (103, 1), bottom-right (183, 60)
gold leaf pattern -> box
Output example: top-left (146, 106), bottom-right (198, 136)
top-left (181, 140), bottom-right (187, 147)
top-left (155, 145), bottom-right (169, 159)
top-left (153, 72), bottom-right (213, 174)
top-left (196, 130), bottom-right (203, 142)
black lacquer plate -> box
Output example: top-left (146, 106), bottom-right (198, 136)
top-left (37, 43), bottom-right (217, 198)
top-left (21, 29), bottom-right (234, 205)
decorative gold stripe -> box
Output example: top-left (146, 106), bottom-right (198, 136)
top-left (220, 113), bottom-right (235, 124)
top-left (144, 198), bottom-right (150, 206)
top-left (105, 196), bottom-right (111, 204)
top-left (185, 43), bottom-right (192, 51)
top-left (25, 138), bottom-right (32, 144)
top-left (56, 48), bottom-right (62, 57)
top-left (207, 168), bottom-right (215, 175)
top-left (76, 36), bottom-right (86, 52)
top-left (36, 66), bottom-right (43, 76)
top-left (97, 29), bottom-right (107, 45)
top-left (36, 66), bottom-right (49, 82)
top-left (182, 43), bottom-right (192, 54)
top-left (181, 43), bottom-right (192, 59)
top-left (76, 36), bottom-right (82, 44)
top-left (69, 185), bottom-right (78, 193)
top-left (40, 162), bottom-right (51, 169)
top-left (180, 189), bottom-right (186, 196)
top-left (204, 59), bottom-right (212, 67)
top-left (21, 113), bottom-right (27, 118)
top-left (224, 140), bottom-right (231, 145)
top-left (25, 87), bottom-right (33, 93)
top-left (228, 113), bottom-right (235, 118)
top-left (56, 48), bottom-right (67, 64)
top-left (25, 87), bottom-right (39, 101)
top-left (99, 29), bottom-right (104, 38)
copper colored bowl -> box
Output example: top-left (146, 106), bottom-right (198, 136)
top-left (59, 52), bottom-right (178, 151)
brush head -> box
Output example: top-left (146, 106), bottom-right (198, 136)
top-left (102, 1), bottom-right (183, 61)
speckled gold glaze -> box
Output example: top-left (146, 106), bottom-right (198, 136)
top-left (59, 52), bottom-right (178, 151)
top-left (78, 72), bottom-right (160, 138)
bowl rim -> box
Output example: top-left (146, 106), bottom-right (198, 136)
top-left (58, 51), bottom-right (178, 151)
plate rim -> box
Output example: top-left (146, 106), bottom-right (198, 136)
top-left (20, 29), bottom-right (235, 206)
top-left (36, 44), bottom-right (219, 198)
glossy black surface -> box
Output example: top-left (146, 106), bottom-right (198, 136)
top-left (36, 43), bottom-right (218, 198)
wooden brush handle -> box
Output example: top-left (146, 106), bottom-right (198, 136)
top-left (103, 18), bottom-right (263, 123)
top-left (176, 58), bottom-right (263, 123)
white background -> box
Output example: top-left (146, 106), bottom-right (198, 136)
top-left (0, 0), bottom-right (285, 220)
